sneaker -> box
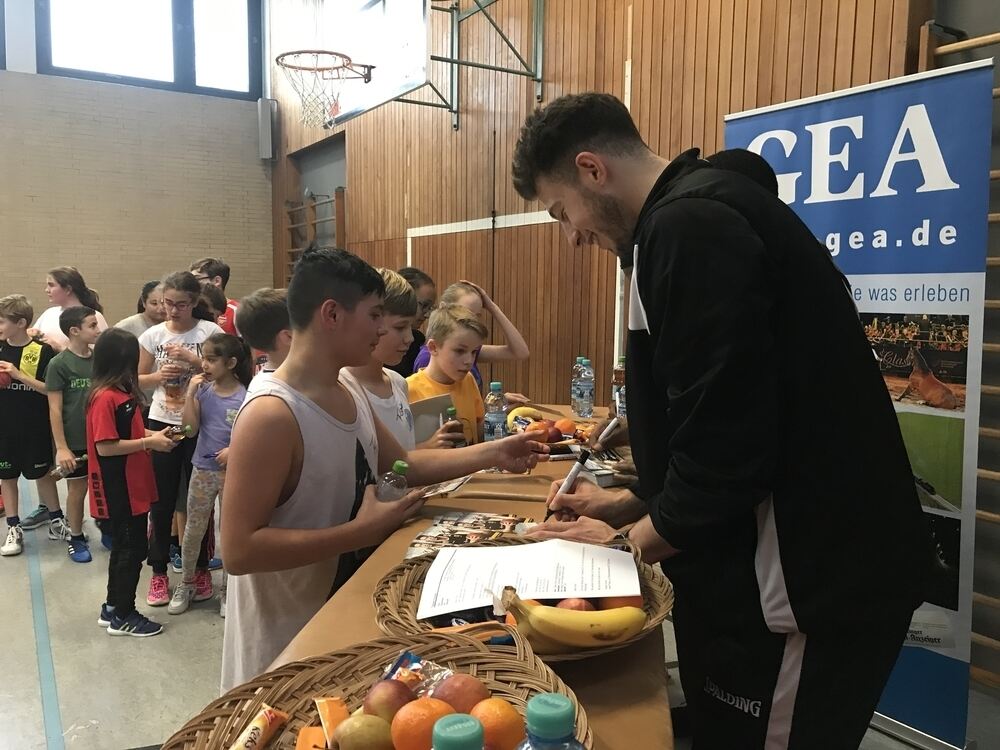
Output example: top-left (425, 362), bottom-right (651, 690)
top-left (146, 574), bottom-right (170, 606)
top-left (48, 517), bottom-right (71, 541)
top-left (1, 526), bottom-right (24, 556)
top-left (107, 611), bottom-right (163, 638)
top-left (67, 538), bottom-right (92, 563)
top-left (98, 603), bottom-right (114, 627)
top-left (194, 569), bottom-right (214, 601)
top-left (21, 506), bottom-right (51, 530)
top-left (170, 544), bottom-right (182, 573)
top-left (219, 586), bottom-right (227, 618)
top-left (168, 581), bottom-right (196, 615)
top-left (100, 531), bottom-right (113, 551)
top-left (207, 556), bottom-right (223, 571)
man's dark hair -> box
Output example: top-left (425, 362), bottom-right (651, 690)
top-left (236, 288), bottom-right (290, 351)
top-left (287, 247), bottom-right (385, 330)
top-left (398, 267), bottom-right (434, 289)
top-left (705, 149), bottom-right (779, 196)
top-left (59, 305), bottom-right (97, 337)
top-left (190, 257), bottom-right (231, 289)
top-left (512, 92), bottom-right (647, 200)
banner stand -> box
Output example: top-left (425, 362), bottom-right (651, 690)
top-left (871, 713), bottom-right (977, 750)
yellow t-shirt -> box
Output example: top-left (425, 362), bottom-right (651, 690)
top-left (406, 370), bottom-right (485, 445)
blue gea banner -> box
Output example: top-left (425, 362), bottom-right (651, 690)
top-left (726, 60), bottom-right (994, 749)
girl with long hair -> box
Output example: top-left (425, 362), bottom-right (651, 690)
top-left (30, 266), bottom-right (109, 352)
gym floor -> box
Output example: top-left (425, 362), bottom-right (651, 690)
top-left (2, 477), bottom-right (998, 749)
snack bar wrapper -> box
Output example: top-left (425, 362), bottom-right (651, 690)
top-left (227, 703), bottom-right (289, 749)
top-left (381, 649), bottom-right (454, 696)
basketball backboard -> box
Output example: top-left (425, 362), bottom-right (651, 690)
top-left (320, 0), bottom-right (430, 125)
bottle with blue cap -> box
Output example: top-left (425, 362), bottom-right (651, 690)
top-left (516, 693), bottom-right (585, 749)
top-left (433, 713), bottom-right (485, 750)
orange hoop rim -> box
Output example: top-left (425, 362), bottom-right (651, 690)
top-left (275, 49), bottom-right (353, 73)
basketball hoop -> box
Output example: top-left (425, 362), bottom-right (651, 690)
top-left (276, 50), bottom-right (374, 128)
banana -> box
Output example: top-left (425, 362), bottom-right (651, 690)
top-left (506, 406), bottom-right (543, 432)
top-left (503, 598), bottom-right (568, 654)
top-left (502, 587), bottom-right (647, 650)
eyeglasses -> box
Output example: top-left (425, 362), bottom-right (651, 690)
top-left (418, 299), bottom-right (436, 312)
top-left (163, 299), bottom-right (192, 311)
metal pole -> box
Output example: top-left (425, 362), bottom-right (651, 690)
top-left (533, 0), bottom-right (544, 101)
top-left (472, 0), bottom-right (532, 73)
top-left (450, 4), bottom-right (460, 130)
top-left (431, 55), bottom-right (537, 77)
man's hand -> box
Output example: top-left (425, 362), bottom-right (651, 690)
top-left (588, 416), bottom-right (628, 451)
top-left (525, 516), bottom-right (619, 544)
top-left (55, 447), bottom-right (77, 473)
top-left (355, 485), bottom-right (426, 545)
top-left (493, 431), bottom-right (549, 474)
top-left (421, 420), bottom-right (466, 449)
top-left (545, 479), bottom-right (633, 525)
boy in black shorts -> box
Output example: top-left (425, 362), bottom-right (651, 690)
top-left (47, 306), bottom-right (102, 563)
top-left (0, 295), bottom-right (63, 557)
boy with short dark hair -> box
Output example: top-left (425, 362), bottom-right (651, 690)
top-left (220, 248), bottom-right (544, 690)
top-left (406, 304), bottom-right (489, 445)
top-left (0, 294), bottom-right (63, 557)
top-left (46, 306), bottom-right (102, 563)
top-left (235, 288), bottom-right (292, 391)
top-left (191, 257), bottom-right (239, 335)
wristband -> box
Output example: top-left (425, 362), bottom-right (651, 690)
top-left (141, 437), bottom-right (147, 451)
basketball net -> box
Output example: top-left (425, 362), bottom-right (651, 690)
top-left (276, 50), bottom-right (373, 129)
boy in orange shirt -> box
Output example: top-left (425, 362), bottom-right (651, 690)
top-left (407, 305), bottom-right (488, 444)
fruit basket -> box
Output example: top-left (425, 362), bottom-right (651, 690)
top-left (161, 625), bottom-right (591, 749)
top-left (373, 537), bottom-right (673, 663)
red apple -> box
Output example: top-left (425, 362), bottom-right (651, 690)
top-left (556, 598), bottom-right (596, 611)
top-left (430, 673), bottom-right (491, 714)
top-left (546, 426), bottom-right (562, 443)
top-left (363, 679), bottom-right (416, 723)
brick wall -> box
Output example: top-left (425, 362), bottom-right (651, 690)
top-left (0, 70), bottom-right (272, 325)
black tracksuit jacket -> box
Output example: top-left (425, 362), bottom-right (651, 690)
top-left (626, 150), bottom-right (931, 633)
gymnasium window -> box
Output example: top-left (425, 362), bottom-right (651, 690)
top-left (35, 0), bottom-right (261, 100)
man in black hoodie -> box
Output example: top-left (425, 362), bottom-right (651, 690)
top-left (517, 93), bottom-right (930, 749)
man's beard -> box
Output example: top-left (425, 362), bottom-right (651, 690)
top-left (580, 186), bottom-right (635, 256)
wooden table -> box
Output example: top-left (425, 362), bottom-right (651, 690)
top-left (272, 410), bottom-right (674, 750)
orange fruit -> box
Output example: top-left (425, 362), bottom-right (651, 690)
top-left (391, 697), bottom-right (455, 750)
top-left (525, 420), bottom-right (548, 434)
top-left (469, 697), bottom-right (526, 750)
top-left (597, 595), bottom-right (645, 610)
top-left (554, 418), bottom-right (576, 435)
top-left (504, 599), bottom-right (540, 627)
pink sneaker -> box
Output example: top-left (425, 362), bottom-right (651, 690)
top-left (194, 569), bottom-right (214, 602)
top-left (146, 574), bottom-right (170, 606)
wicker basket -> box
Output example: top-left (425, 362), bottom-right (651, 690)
top-left (162, 625), bottom-right (592, 749)
top-left (374, 536), bottom-right (674, 662)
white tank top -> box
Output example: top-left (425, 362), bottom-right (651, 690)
top-left (221, 373), bottom-right (380, 692)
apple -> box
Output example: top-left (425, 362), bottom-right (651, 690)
top-left (363, 679), bottom-right (416, 723)
top-left (546, 426), bottom-right (562, 443)
top-left (556, 598), bottom-right (596, 611)
top-left (333, 715), bottom-right (394, 750)
top-left (430, 673), bottom-right (491, 714)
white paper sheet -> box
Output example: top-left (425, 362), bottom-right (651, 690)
top-left (416, 539), bottom-right (642, 620)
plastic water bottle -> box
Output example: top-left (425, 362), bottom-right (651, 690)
top-left (433, 714), bottom-right (484, 749)
top-left (484, 382), bottom-right (508, 442)
top-left (577, 359), bottom-right (595, 418)
top-left (51, 454), bottom-right (87, 479)
top-left (611, 356), bottom-right (626, 418)
top-left (515, 693), bottom-right (585, 750)
top-left (376, 460), bottom-right (409, 501)
top-left (446, 406), bottom-right (467, 448)
top-left (569, 356), bottom-right (584, 415)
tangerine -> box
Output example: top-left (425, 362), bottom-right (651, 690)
top-left (390, 697), bottom-right (455, 750)
top-left (469, 697), bottom-right (525, 750)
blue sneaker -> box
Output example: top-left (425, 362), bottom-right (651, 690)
top-left (170, 544), bottom-right (182, 573)
top-left (67, 538), bottom-right (92, 563)
top-left (207, 556), bottom-right (223, 571)
top-left (20, 506), bottom-right (51, 530)
top-left (107, 611), bottom-right (163, 637)
top-left (98, 603), bottom-right (114, 627)
top-left (101, 532), bottom-right (113, 551)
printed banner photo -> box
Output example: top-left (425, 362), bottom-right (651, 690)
top-left (725, 59), bottom-right (994, 749)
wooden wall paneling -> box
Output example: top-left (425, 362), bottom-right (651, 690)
top-left (784, 0), bottom-right (806, 102)
top-left (655, 0), bottom-right (673, 154)
top-left (770, 0), bottom-right (792, 109)
top-left (755, 0), bottom-right (776, 109)
top-left (743, 0), bottom-right (762, 111)
top-left (800, 0), bottom-right (823, 98)
top-left (729, 0), bottom-right (747, 116)
top-left (637, 0), bottom-right (654, 144)
top-left (834, 0), bottom-right (858, 91)
top-left (852, 0), bottom-right (877, 85)
top-left (703, 0), bottom-right (721, 153)
top-left (817, 0), bottom-right (841, 94)
top-left (870, 0), bottom-right (895, 81)
top-left (347, 238), bottom-right (407, 272)
top-left (692, 0), bottom-right (709, 153)
top-left (715, 0), bottom-right (735, 144)
top-left (680, 0), bottom-right (697, 150)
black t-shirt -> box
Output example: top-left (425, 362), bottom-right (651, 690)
top-left (0, 340), bottom-right (55, 439)
top-left (389, 328), bottom-right (426, 378)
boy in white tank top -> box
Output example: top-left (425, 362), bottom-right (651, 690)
top-left (221, 248), bottom-right (547, 692)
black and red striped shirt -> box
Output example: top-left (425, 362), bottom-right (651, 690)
top-left (87, 388), bottom-right (157, 519)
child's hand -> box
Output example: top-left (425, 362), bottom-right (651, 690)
top-left (356, 484), bottom-right (426, 544)
top-left (55, 447), bottom-right (78, 473)
top-left (158, 361), bottom-right (185, 381)
top-left (459, 279), bottom-right (496, 312)
top-left (0, 361), bottom-right (21, 380)
top-left (423, 420), bottom-right (465, 449)
top-left (215, 447), bottom-right (230, 467)
top-left (166, 344), bottom-right (200, 366)
top-left (187, 373), bottom-right (206, 394)
top-left (147, 428), bottom-right (178, 453)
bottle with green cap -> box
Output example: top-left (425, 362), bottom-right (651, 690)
top-left (376, 459), bottom-right (409, 501)
top-left (432, 714), bottom-right (484, 750)
top-left (446, 406), bottom-right (468, 448)
top-left (516, 693), bottom-right (584, 749)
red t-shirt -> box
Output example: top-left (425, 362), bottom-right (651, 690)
top-left (87, 388), bottom-right (158, 519)
top-left (218, 298), bottom-right (240, 336)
